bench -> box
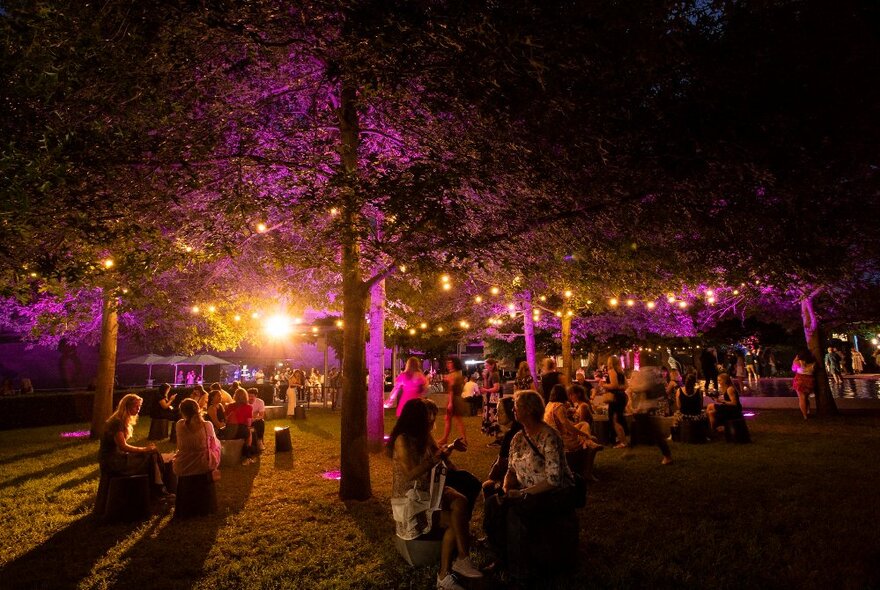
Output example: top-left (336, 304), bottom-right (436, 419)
top-left (264, 405), bottom-right (286, 420)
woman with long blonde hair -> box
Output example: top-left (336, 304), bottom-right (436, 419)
top-left (98, 394), bottom-right (171, 498)
top-left (386, 357), bottom-right (429, 418)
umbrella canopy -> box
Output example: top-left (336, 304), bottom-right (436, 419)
top-left (119, 353), bottom-right (168, 366)
top-left (178, 354), bottom-right (232, 366)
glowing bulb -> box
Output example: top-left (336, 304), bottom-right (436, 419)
top-left (120, 288), bottom-right (128, 294)
top-left (708, 296), bottom-right (716, 304)
top-left (566, 310), bottom-right (574, 316)
top-left (29, 272), bottom-right (38, 278)
top-left (564, 290), bottom-right (573, 298)
top-left (555, 311), bottom-right (563, 317)
top-left (251, 312), bottom-right (260, 319)
top-left (706, 289), bottom-right (715, 297)
top-left (184, 245), bottom-right (193, 253)
top-left (330, 207), bottom-right (339, 216)
top-left (191, 305), bottom-right (200, 314)
top-left (626, 299), bottom-right (635, 307)
top-left (442, 283), bottom-right (452, 291)
top-left (539, 295), bottom-right (547, 302)
top-left (264, 314), bottom-right (292, 338)
top-left (409, 328), bottom-right (416, 335)
top-left (609, 298), bottom-right (618, 306)
top-left (678, 300), bottom-right (688, 309)
top-left (420, 322), bottom-right (428, 329)
top-left (507, 303), bottom-right (516, 311)
top-left (474, 295), bottom-right (483, 304)
top-left (207, 305), bottom-right (216, 313)
top-left (733, 289), bottom-right (740, 295)
top-left (667, 295), bottom-right (676, 303)
top-left (646, 301), bottom-right (656, 310)
top-left (398, 265), bottom-right (407, 273)
top-left (872, 338), bottom-right (878, 345)
top-left (509, 312), bottom-right (516, 318)
top-left (311, 326), bottom-right (319, 333)
top-left (440, 274), bottom-right (450, 283)
top-left (586, 300), bottom-right (592, 305)
top-left (490, 287), bottom-right (500, 295)
top-left (293, 317), bottom-right (302, 325)
top-left (335, 320), bottom-right (343, 328)
top-left (234, 315), bottom-right (241, 322)
top-left (256, 223), bottom-right (267, 233)
top-left (103, 258), bottom-right (114, 269)
top-left (437, 326), bottom-right (444, 332)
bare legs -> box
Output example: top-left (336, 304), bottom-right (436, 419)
top-left (796, 392), bottom-right (809, 419)
top-left (440, 413), bottom-right (467, 446)
top-left (438, 491), bottom-right (471, 579)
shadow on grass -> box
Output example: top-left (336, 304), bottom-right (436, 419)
top-left (274, 452), bottom-right (294, 470)
top-left (291, 420), bottom-right (333, 440)
top-left (54, 468), bottom-right (100, 493)
top-left (1, 452), bottom-right (96, 488)
top-left (0, 515), bottom-right (142, 589)
top-left (110, 460), bottom-right (260, 588)
top-left (0, 439), bottom-right (87, 466)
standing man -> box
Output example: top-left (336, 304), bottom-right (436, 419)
top-left (825, 347), bottom-right (842, 385)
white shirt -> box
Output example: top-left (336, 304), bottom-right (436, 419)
top-left (249, 396), bottom-right (266, 419)
top-left (462, 381), bottom-right (480, 399)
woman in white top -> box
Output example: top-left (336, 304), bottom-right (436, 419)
top-left (791, 348), bottom-right (817, 420)
top-left (174, 398), bottom-right (221, 477)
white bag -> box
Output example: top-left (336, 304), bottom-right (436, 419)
top-left (391, 462), bottom-right (447, 540)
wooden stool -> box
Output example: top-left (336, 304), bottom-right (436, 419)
top-left (274, 426), bottom-right (292, 453)
top-left (148, 418), bottom-right (170, 440)
top-left (591, 418), bottom-right (612, 445)
top-left (724, 418), bottom-right (751, 443)
top-left (104, 475), bottom-right (151, 522)
top-left (681, 419), bottom-right (708, 444)
top-left (220, 438), bottom-right (245, 467)
top-left (293, 405), bottom-right (307, 420)
top-left (174, 473), bottom-right (218, 519)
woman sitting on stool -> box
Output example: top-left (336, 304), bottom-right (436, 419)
top-left (389, 399), bottom-right (482, 590)
top-left (225, 387), bottom-right (256, 463)
top-left (707, 373), bottom-right (743, 431)
top-left (98, 393), bottom-right (172, 500)
top-left (173, 399), bottom-right (220, 517)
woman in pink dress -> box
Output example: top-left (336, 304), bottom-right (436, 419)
top-left (387, 357), bottom-right (429, 417)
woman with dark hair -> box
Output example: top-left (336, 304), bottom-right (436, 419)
top-left (439, 357), bottom-right (468, 446)
top-left (792, 348), bottom-right (817, 419)
top-left (598, 356), bottom-right (629, 448)
top-left (205, 389), bottom-right (227, 438)
top-left (389, 399), bottom-right (481, 590)
top-left (151, 383), bottom-right (175, 422)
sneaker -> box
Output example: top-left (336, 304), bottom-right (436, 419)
top-left (487, 440), bottom-right (502, 447)
top-left (452, 556), bottom-right (483, 579)
top-left (437, 573), bottom-right (466, 590)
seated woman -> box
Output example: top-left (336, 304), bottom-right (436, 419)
top-left (205, 389), bottom-right (227, 439)
top-left (484, 390), bottom-right (577, 586)
top-left (482, 396), bottom-right (523, 500)
top-left (675, 372), bottom-right (704, 421)
top-left (389, 399), bottom-right (482, 590)
top-left (225, 388), bottom-right (255, 463)
top-left (664, 369), bottom-right (683, 415)
top-left (544, 384), bottom-right (601, 481)
top-left (568, 382), bottom-right (594, 427)
top-left (424, 399), bottom-right (481, 516)
top-left (98, 393), bottom-right (172, 499)
top-left (173, 398), bottom-right (221, 479)
top-left (151, 383), bottom-right (175, 422)
top-left (707, 373), bottom-right (743, 431)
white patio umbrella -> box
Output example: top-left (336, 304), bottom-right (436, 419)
top-left (119, 353), bottom-right (168, 384)
top-left (178, 354), bottom-right (233, 382)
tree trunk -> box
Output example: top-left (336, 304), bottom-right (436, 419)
top-left (90, 289), bottom-right (118, 439)
top-left (366, 278), bottom-right (386, 452)
top-left (561, 312), bottom-right (573, 385)
top-left (521, 292), bottom-right (538, 389)
top-left (801, 295), bottom-right (839, 416)
top-left (338, 80), bottom-right (372, 500)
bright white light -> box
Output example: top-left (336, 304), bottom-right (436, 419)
top-left (609, 298), bottom-right (618, 306)
top-left (872, 338), bottom-right (878, 345)
top-left (564, 290), bottom-right (573, 298)
top-left (408, 328), bottom-right (416, 335)
top-left (706, 289), bottom-right (715, 297)
top-left (474, 295), bottom-right (483, 304)
top-left (646, 301), bottom-right (656, 310)
top-left (256, 223), bottom-right (268, 233)
top-left (490, 287), bottom-right (500, 295)
top-left (234, 315), bottom-right (241, 322)
top-left (103, 258), bottom-right (114, 269)
top-left (507, 303), bottom-right (516, 311)
top-left (678, 300), bottom-right (688, 309)
top-left (398, 264), bottom-right (407, 273)
top-left (420, 322), bottom-right (428, 329)
top-left (667, 295), bottom-right (676, 303)
top-left (539, 295), bottom-right (547, 302)
top-left (207, 305), bottom-right (216, 313)
top-left (626, 299), bottom-right (635, 307)
top-left (440, 274), bottom-right (450, 283)
top-left (264, 314), bottom-right (292, 338)
top-left (733, 289), bottom-right (740, 295)
top-left (191, 305), bottom-right (200, 314)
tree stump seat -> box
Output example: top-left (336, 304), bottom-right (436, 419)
top-left (174, 472), bottom-right (218, 519)
top-left (98, 474), bottom-right (150, 522)
top-left (680, 418), bottom-right (709, 444)
top-left (220, 438), bottom-right (245, 466)
top-left (724, 417), bottom-right (751, 443)
top-left (148, 417), bottom-right (170, 440)
top-left (263, 405), bottom-right (286, 420)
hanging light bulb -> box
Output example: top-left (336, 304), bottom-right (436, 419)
top-left (539, 295), bottom-right (547, 302)
top-left (330, 207), bottom-right (339, 216)
top-left (646, 301), bottom-right (656, 310)
top-left (256, 222), bottom-right (268, 233)
top-left (409, 328), bottom-right (416, 335)
top-left (335, 319), bottom-right (344, 328)
top-left (207, 305), bottom-right (216, 313)
top-left (564, 290), bottom-right (573, 298)
top-left (555, 311), bottom-right (563, 317)
top-left (440, 274), bottom-right (450, 283)
top-left (103, 258), bottom-right (114, 269)
top-left (626, 299), bottom-right (635, 307)
top-left (442, 283), bottom-right (452, 291)
top-left (507, 303), bottom-right (516, 311)
top-left (490, 286), bottom-right (500, 295)
top-left (420, 322), bottom-right (428, 329)
top-left (191, 305), bottom-right (200, 314)
top-left (678, 300), bottom-right (688, 309)
top-left (474, 295), bottom-right (483, 304)
top-left (609, 298), bottom-right (619, 306)
top-left (667, 295), bottom-right (676, 303)
top-left (398, 264), bottom-right (407, 273)
top-left (234, 314), bottom-right (241, 322)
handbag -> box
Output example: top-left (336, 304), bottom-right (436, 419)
top-left (522, 428), bottom-right (587, 509)
top-left (205, 423), bottom-right (221, 481)
top-left (391, 461), bottom-right (447, 539)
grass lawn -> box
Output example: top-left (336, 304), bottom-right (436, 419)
top-left (1, 409), bottom-right (879, 589)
